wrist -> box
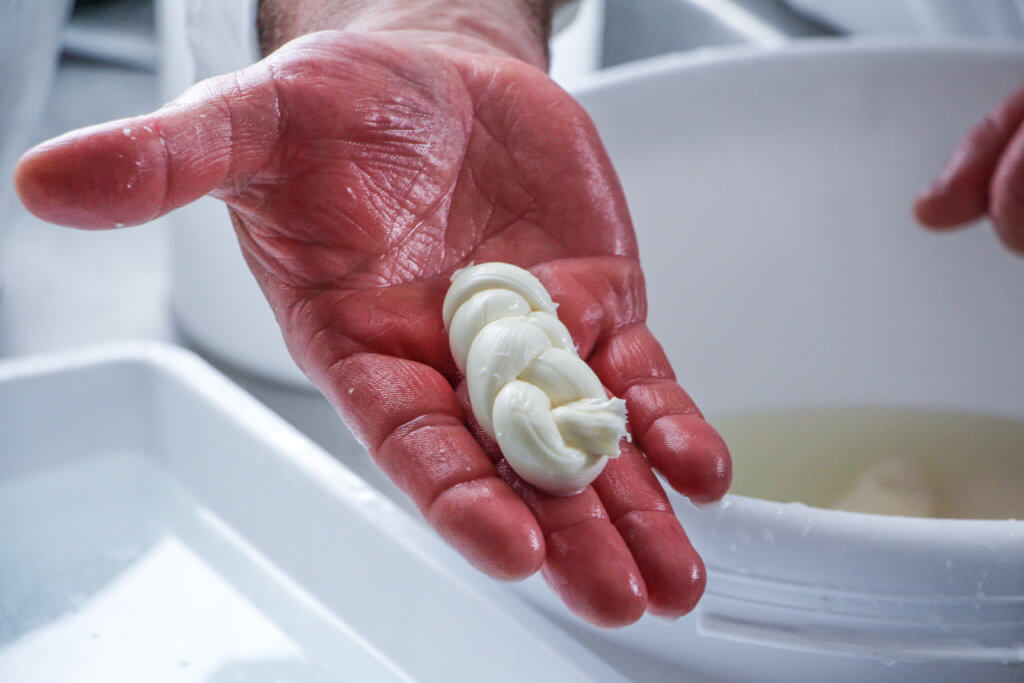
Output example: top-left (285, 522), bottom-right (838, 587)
top-left (258, 0), bottom-right (551, 69)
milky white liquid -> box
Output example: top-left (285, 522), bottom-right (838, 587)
top-left (711, 406), bottom-right (1024, 519)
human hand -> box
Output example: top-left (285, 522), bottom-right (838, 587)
top-left (15, 21), bottom-right (730, 627)
top-left (915, 80), bottom-right (1024, 254)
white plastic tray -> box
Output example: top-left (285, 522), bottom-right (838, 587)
top-left (0, 343), bottom-right (623, 682)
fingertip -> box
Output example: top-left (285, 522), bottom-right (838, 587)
top-left (614, 511), bottom-right (705, 618)
top-left (645, 414), bottom-right (732, 504)
top-left (912, 120), bottom-right (1001, 230)
top-left (911, 188), bottom-right (950, 228)
top-left (13, 147), bottom-right (48, 221)
top-left (543, 519), bottom-right (648, 628)
top-left (912, 189), bottom-right (985, 230)
top-left (647, 555), bottom-right (705, 619)
top-left (428, 477), bottom-right (545, 581)
top-left (13, 143), bottom-right (82, 227)
top-left (585, 585), bottom-right (647, 628)
top-left (13, 121), bottom-right (162, 229)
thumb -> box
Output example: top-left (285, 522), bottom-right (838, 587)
top-left (14, 63), bottom-right (281, 229)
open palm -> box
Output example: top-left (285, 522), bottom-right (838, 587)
top-left (16, 31), bottom-right (730, 626)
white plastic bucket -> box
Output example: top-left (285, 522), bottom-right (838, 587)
top-left (507, 42), bottom-right (1024, 681)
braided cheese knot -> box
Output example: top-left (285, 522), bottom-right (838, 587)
top-left (443, 263), bottom-right (627, 495)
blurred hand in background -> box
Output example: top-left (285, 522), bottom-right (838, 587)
top-left (915, 79), bottom-right (1024, 254)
